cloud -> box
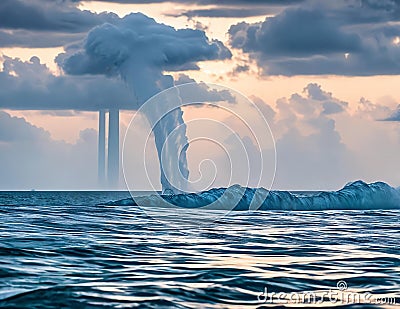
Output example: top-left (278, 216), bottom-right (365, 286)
top-left (0, 57), bottom-right (234, 112)
top-left (322, 101), bottom-right (345, 115)
top-left (177, 82), bottom-right (355, 190)
top-left (0, 0), bottom-right (116, 32)
top-left (0, 30), bottom-right (84, 48)
top-left (303, 83), bottom-right (348, 114)
top-left (57, 13), bottom-right (231, 106)
top-left (1, 82), bottom-right (399, 190)
top-left (56, 13), bottom-right (232, 192)
top-left (228, 5), bottom-right (400, 76)
top-left (168, 7), bottom-right (280, 18)
top-left (0, 111), bottom-right (99, 190)
top-left (382, 105), bottom-right (400, 121)
top-left (57, 13), bottom-right (231, 80)
top-left (230, 9), bottom-right (362, 57)
top-left (357, 97), bottom-right (394, 120)
top-left (175, 74), bottom-right (236, 105)
top-left (330, 0), bottom-right (400, 24)
top-left (0, 56), bottom-right (134, 110)
top-left (228, 83), bottom-right (400, 189)
top-left (87, 0), bottom-right (303, 18)
top-left (177, 83), bottom-right (362, 190)
top-left (0, 0), bottom-right (116, 47)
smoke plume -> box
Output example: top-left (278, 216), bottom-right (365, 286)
top-left (57, 13), bottom-right (231, 192)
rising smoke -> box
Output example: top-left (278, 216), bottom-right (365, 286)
top-left (57, 13), bottom-right (231, 192)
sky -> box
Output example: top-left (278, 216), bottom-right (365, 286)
top-left (0, 0), bottom-right (400, 190)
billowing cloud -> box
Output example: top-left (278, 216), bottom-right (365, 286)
top-left (175, 74), bottom-right (236, 104)
top-left (0, 30), bottom-right (84, 48)
top-left (0, 0), bottom-right (116, 32)
top-left (0, 56), bottom-right (134, 110)
top-left (56, 14), bottom-right (231, 192)
top-left (329, 0), bottom-right (400, 24)
top-left (224, 83), bottom-right (400, 189)
top-left (0, 56), bottom-right (234, 112)
top-left (57, 13), bottom-right (231, 81)
top-left (230, 9), bottom-right (361, 56)
top-left (229, 5), bottom-right (400, 75)
top-left (56, 12), bottom-right (231, 107)
top-left (271, 87), bottom-right (352, 189)
top-left (156, 82), bottom-right (398, 190)
top-left (0, 0), bottom-right (116, 47)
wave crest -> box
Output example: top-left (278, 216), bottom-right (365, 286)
top-left (106, 181), bottom-right (400, 211)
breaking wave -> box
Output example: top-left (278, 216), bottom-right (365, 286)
top-left (106, 180), bottom-right (400, 211)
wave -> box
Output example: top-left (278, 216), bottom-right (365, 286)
top-left (105, 181), bottom-right (400, 211)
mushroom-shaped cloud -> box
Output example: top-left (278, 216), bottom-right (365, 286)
top-left (57, 13), bottom-right (231, 88)
top-left (56, 13), bottom-right (232, 193)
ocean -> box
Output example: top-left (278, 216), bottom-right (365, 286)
top-left (0, 191), bottom-right (399, 308)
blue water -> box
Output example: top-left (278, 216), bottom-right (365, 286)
top-left (0, 191), bottom-right (399, 308)
top-left (111, 181), bottom-right (400, 211)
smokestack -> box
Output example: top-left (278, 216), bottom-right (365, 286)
top-left (98, 110), bottom-right (106, 185)
top-left (108, 109), bottom-right (120, 188)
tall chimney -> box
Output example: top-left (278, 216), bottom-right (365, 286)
top-left (98, 110), bottom-right (106, 185)
top-left (108, 109), bottom-right (120, 188)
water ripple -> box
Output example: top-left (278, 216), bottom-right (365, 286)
top-left (0, 192), bottom-right (399, 308)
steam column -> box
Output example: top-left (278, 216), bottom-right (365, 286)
top-left (98, 110), bottom-right (106, 185)
top-left (108, 109), bottom-right (120, 188)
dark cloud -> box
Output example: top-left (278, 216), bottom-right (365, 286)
top-left (229, 9), bottom-right (362, 57)
top-left (169, 7), bottom-right (279, 18)
top-left (322, 101), bottom-right (345, 115)
top-left (361, 0), bottom-right (397, 10)
top-left (0, 30), bottom-right (84, 48)
top-left (357, 97), bottom-right (394, 120)
top-left (305, 83), bottom-right (331, 101)
top-left (57, 13), bottom-right (231, 79)
top-left (250, 95), bottom-right (276, 123)
top-left (382, 106), bottom-right (400, 121)
top-left (0, 0), bottom-right (116, 47)
top-left (40, 110), bottom-right (81, 117)
top-left (175, 74), bottom-right (236, 104)
top-left (304, 83), bottom-right (347, 114)
top-left (0, 0), bottom-right (116, 32)
top-left (57, 12), bottom-right (231, 108)
top-left (56, 13), bottom-right (233, 192)
top-left (0, 56), bottom-right (134, 111)
top-left (229, 6), bottom-right (400, 76)
top-left (339, 0), bottom-right (400, 24)
top-left (80, 0), bottom-right (304, 18)
top-left (250, 83), bottom-right (400, 189)
top-left (234, 64), bottom-right (250, 73)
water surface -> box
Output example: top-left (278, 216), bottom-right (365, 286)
top-left (0, 192), bottom-right (399, 308)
